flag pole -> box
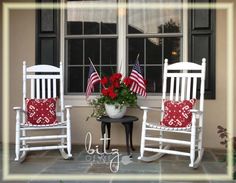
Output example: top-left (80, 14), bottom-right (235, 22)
top-left (88, 57), bottom-right (102, 80)
top-left (88, 57), bottom-right (105, 89)
top-left (118, 58), bottom-right (122, 74)
top-left (136, 53), bottom-right (140, 62)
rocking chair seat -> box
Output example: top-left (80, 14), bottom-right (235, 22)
top-left (146, 122), bottom-right (191, 132)
top-left (20, 121), bottom-right (67, 127)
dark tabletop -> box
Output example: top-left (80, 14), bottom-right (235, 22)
top-left (97, 115), bottom-right (139, 123)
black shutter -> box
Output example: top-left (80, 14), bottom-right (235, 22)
top-left (36, 0), bottom-right (60, 67)
top-left (188, 0), bottom-right (216, 99)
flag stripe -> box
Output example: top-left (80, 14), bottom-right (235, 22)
top-left (130, 75), bottom-right (145, 88)
top-left (130, 72), bottom-right (145, 84)
top-left (86, 63), bottom-right (101, 99)
top-left (129, 58), bottom-right (147, 97)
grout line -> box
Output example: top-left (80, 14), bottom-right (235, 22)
top-left (208, 149), bottom-right (219, 162)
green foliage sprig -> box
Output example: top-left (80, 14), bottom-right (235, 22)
top-left (217, 125), bottom-right (236, 179)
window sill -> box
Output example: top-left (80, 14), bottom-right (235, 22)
top-left (64, 95), bottom-right (162, 107)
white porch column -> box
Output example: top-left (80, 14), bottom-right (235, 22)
top-left (118, 1), bottom-right (126, 76)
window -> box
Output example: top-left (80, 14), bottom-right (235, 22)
top-left (36, 0), bottom-right (216, 101)
top-left (65, 0), bottom-right (118, 93)
top-left (64, 0), bottom-right (184, 95)
top-left (127, 0), bottom-right (182, 93)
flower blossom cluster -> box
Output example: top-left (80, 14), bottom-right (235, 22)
top-left (88, 73), bottom-right (138, 119)
top-left (100, 73), bottom-right (133, 100)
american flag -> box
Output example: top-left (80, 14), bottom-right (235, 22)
top-left (129, 57), bottom-right (147, 97)
top-left (86, 61), bottom-right (101, 99)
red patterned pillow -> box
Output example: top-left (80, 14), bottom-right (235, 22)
top-left (26, 98), bottom-right (58, 125)
top-left (160, 99), bottom-right (196, 127)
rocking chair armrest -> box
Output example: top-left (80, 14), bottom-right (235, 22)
top-left (140, 106), bottom-right (163, 112)
top-left (190, 109), bottom-right (203, 114)
top-left (13, 107), bottom-right (27, 114)
top-left (64, 105), bottom-right (72, 121)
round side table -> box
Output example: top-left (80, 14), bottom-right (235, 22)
top-left (97, 115), bottom-right (138, 156)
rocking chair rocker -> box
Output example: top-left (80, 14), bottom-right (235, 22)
top-left (14, 62), bottom-right (72, 162)
top-left (138, 58), bottom-right (206, 168)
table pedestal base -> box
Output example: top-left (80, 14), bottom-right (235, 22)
top-left (101, 121), bottom-right (135, 155)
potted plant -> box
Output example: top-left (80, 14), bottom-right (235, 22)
top-left (88, 73), bottom-right (137, 119)
top-left (217, 125), bottom-right (236, 179)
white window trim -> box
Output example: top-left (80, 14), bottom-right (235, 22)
top-left (64, 95), bottom-right (163, 107)
top-left (61, 0), bottom-right (188, 107)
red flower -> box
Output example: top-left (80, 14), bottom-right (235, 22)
top-left (109, 91), bottom-right (117, 99)
top-left (107, 86), bottom-right (114, 93)
top-left (113, 81), bottom-right (120, 88)
top-left (101, 77), bottom-right (108, 85)
top-left (110, 73), bottom-right (122, 83)
top-left (113, 73), bottom-right (122, 80)
top-left (101, 88), bottom-right (109, 96)
top-left (107, 86), bottom-right (117, 99)
top-left (123, 77), bottom-right (133, 87)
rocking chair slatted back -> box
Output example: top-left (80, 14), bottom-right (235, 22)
top-left (22, 61), bottom-right (65, 122)
top-left (162, 59), bottom-right (206, 112)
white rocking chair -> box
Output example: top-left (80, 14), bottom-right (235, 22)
top-left (13, 62), bottom-right (72, 162)
top-left (138, 58), bottom-right (206, 168)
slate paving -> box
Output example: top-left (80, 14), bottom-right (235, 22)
top-left (0, 144), bottom-right (235, 183)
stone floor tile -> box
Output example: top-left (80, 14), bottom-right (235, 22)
top-left (210, 181), bottom-right (236, 183)
top-left (0, 181), bottom-right (28, 183)
top-left (28, 181), bottom-right (90, 183)
top-left (113, 181), bottom-right (160, 183)
top-left (8, 164), bottom-right (40, 174)
top-left (212, 153), bottom-right (227, 162)
top-left (201, 151), bottom-right (218, 162)
top-left (160, 161), bottom-right (205, 174)
top-left (87, 164), bottom-right (112, 174)
top-left (41, 160), bottom-right (92, 174)
top-left (208, 148), bottom-right (227, 154)
top-left (9, 153), bottom-right (57, 174)
top-left (118, 161), bottom-right (161, 174)
top-left (160, 181), bottom-right (209, 183)
top-left (4, 144), bottom-right (230, 182)
top-left (177, 150), bottom-right (216, 162)
top-left (202, 162), bottom-right (227, 174)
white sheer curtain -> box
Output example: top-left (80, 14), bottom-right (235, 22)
top-left (67, 0), bottom-right (116, 23)
top-left (128, 0), bottom-right (182, 34)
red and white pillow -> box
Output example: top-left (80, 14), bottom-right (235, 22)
top-left (26, 98), bottom-right (58, 125)
top-left (160, 99), bottom-right (196, 128)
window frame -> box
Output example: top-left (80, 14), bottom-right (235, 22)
top-left (61, 0), bottom-right (189, 106)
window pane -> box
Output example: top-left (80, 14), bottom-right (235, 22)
top-left (85, 39), bottom-right (100, 65)
top-left (68, 67), bottom-right (83, 92)
top-left (67, 22), bottom-right (82, 35)
top-left (66, 0), bottom-right (117, 35)
top-left (163, 18), bottom-right (181, 33)
top-left (84, 22), bottom-right (99, 34)
top-left (146, 66), bottom-right (162, 93)
top-left (128, 0), bottom-right (182, 34)
top-left (101, 22), bottom-right (116, 34)
top-left (101, 66), bottom-right (116, 77)
top-left (128, 38), bottom-right (144, 64)
top-left (68, 39), bottom-right (83, 65)
top-left (146, 38), bottom-right (162, 64)
top-left (164, 37), bottom-right (180, 64)
top-left (102, 39), bottom-right (117, 64)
